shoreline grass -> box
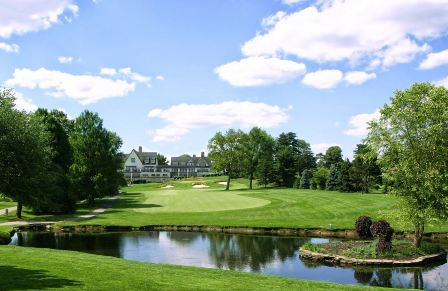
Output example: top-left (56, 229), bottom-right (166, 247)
top-left (0, 245), bottom-right (395, 290)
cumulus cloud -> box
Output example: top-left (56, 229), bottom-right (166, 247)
top-left (5, 68), bottom-right (136, 105)
top-left (302, 69), bottom-right (343, 89)
top-left (0, 42), bottom-right (19, 53)
top-left (311, 143), bottom-right (340, 154)
top-left (282, 0), bottom-right (305, 5)
top-left (14, 92), bottom-right (38, 112)
top-left (344, 110), bottom-right (380, 137)
top-left (419, 49), bottom-right (448, 70)
top-left (155, 75), bottom-right (165, 81)
top-left (241, 0), bottom-right (448, 66)
top-left (57, 56), bottom-right (73, 64)
top-left (344, 71), bottom-right (376, 85)
top-left (100, 67), bottom-right (152, 86)
top-left (215, 57), bottom-right (306, 87)
top-left (435, 76), bottom-right (448, 89)
top-left (148, 101), bottom-right (291, 142)
top-left (0, 0), bottom-right (78, 38)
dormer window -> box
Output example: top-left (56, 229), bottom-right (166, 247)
top-left (145, 159), bottom-right (149, 164)
top-left (131, 158), bottom-right (136, 163)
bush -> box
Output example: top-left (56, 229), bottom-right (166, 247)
top-left (0, 231), bottom-right (11, 245)
top-left (370, 220), bottom-right (394, 252)
top-left (355, 216), bottom-right (373, 239)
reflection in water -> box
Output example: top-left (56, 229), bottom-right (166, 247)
top-left (10, 231), bottom-right (448, 290)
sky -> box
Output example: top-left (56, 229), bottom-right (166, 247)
top-left (1, 0), bottom-right (448, 159)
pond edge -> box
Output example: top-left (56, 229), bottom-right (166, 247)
top-left (298, 248), bottom-right (448, 266)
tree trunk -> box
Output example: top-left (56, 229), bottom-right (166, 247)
top-left (413, 222), bottom-right (424, 248)
top-left (16, 199), bottom-right (23, 219)
top-left (249, 172), bottom-right (253, 190)
top-left (226, 175), bottom-right (231, 191)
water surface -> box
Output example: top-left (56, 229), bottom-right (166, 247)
top-left (10, 231), bottom-right (448, 290)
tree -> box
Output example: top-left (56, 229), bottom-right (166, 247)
top-left (0, 89), bottom-right (51, 218)
top-left (157, 153), bottom-right (168, 165)
top-left (351, 143), bottom-right (382, 193)
top-left (33, 109), bottom-right (76, 213)
top-left (208, 129), bottom-right (245, 190)
top-left (299, 169), bottom-right (313, 189)
top-left (326, 163), bottom-right (340, 191)
top-left (311, 167), bottom-right (329, 190)
top-left (367, 83), bottom-right (448, 247)
top-left (69, 111), bottom-right (124, 205)
top-left (337, 159), bottom-right (354, 192)
top-left (256, 136), bottom-right (276, 188)
top-left (323, 146), bottom-right (343, 168)
top-left (274, 132), bottom-right (315, 188)
top-left (242, 127), bottom-right (273, 189)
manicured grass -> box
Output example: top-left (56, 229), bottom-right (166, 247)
top-left (0, 245), bottom-right (393, 290)
top-left (0, 200), bottom-right (15, 210)
top-left (58, 176), bottom-right (445, 232)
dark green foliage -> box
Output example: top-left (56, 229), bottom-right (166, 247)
top-left (33, 109), bottom-right (76, 213)
top-left (311, 167), bottom-right (329, 190)
top-left (351, 144), bottom-right (382, 193)
top-left (69, 111), bottom-right (124, 205)
top-left (370, 220), bottom-right (394, 252)
top-left (337, 159), bottom-right (354, 192)
top-left (274, 132), bottom-right (315, 188)
top-left (355, 216), bottom-right (373, 239)
top-left (157, 154), bottom-right (168, 165)
top-left (299, 169), bottom-right (313, 189)
top-left (256, 136), bottom-right (276, 188)
top-left (0, 232), bottom-right (11, 245)
top-left (323, 146), bottom-right (343, 168)
top-left (0, 89), bottom-right (52, 218)
top-left (326, 164), bottom-right (340, 191)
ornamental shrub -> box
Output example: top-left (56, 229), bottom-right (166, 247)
top-left (370, 220), bottom-right (394, 252)
top-left (355, 216), bottom-right (373, 239)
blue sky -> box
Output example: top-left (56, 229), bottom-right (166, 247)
top-left (1, 0), bottom-right (448, 158)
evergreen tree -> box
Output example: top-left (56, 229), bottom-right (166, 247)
top-left (351, 143), bottom-right (382, 192)
top-left (337, 159), bottom-right (354, 192)
top-left (323, 146), bottom-right (343, 168)
top-left (326, 163), bottom-right (340, 191)
top-left (299, 169), bottom-right (313, 189)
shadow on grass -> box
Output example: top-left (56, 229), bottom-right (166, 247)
top-left (0, 265), bottom-right (82, 290)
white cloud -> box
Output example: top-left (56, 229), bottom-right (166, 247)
top-left (100, 67), bottom-right (117, 76)
top-left (302, 69), bottom-right (343, 89)
top-left (344, 71), bottom-right (376, 85)
top-left (155, 75), bottom-right (165, 81)
top-left (5, 68), bottom-right (136, 105)
top-left (0, 0), bottom-right (78, 38)
top-left (148, 101), bottom-right (291, 142)
top-left (344, 110), bottom-right (380, 137)
top-left (100, 67), bottom-right (151, 86)
top-left (311, 143), bottom-right (340, 154)
top-left (282, 0), bottom-right (304, 5)
top-left (241, 0), bottom-right (448, 67)
top-left (0, 42), bottom-right (19, 53)
top-left (435, 76), bottom-right (448, 88)
top-left (14, 92), bottom-right (38, 112)
top-left (57, 56), bottom-right (73, 64)
top-left (215, 57), bottom-right (306, 87)
top-left (419, 49), bottom-right (448, 70)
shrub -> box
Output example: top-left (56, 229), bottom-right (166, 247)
top-left (0, 231), bottom-right (11, 245)
top-left (370, 220), bottom-right (394, 252)
top-left (355, 216), bottom-right (373, 239)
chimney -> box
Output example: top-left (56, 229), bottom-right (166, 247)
top-left (201, 152), bottom-right (205, 158)
top-left (139, 146), bottom-right (142, 153)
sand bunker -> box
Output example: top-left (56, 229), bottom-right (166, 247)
top-left (192, 184), bottom-right (210, 188)
top-left (161, 185), bottom-right (174, 189)
top-left (217, 182), bottom-right (227, 185)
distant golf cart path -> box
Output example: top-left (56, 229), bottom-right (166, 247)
top-left (0, 196), bottom-right (120, 227)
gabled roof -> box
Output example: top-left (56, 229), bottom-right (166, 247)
top-left (125, 149), bottom-right (157, 164)
top-left (171, 155), bottom-right (211, 167)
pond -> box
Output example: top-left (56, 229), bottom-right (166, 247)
top-left (10, 231), bottom-right (448, 290)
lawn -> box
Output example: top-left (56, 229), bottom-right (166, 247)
top-left (0, 245), bottom-right (394, 291)
top-left (0, 200), bottom-right (15, 210)
top-left (63, 176), bottom-right (448, 232)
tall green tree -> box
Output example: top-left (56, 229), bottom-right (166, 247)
top-left (0, 89), bottom-right (51, 218)
top-left (208, 129), bottom-right (245, 190)
top-left (367, 83), bottom-right (448, 247)
top-left (351, 143), bottom-right (382, 193)
top-left (69, 111), bottom-right (124, 205)
top-left (311, 167), bottom-right (329, 190)
top-left (326, 163), bottom-right (340, 191)
top-left (242, 127), bottom-right (273, 189)
top-left (157, 153), bottom-right (168, 165)
top-left (33, 109), bottom-right (76, 213)
top-left (299, 169), bottom-right (313, 189)
top-left (323, 146), bottom-right (343, 168)
top-left (256, 136), bottom-right (276, 188)
top-left (337, 159), bottom-right (354, 192)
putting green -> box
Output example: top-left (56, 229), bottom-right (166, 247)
top-left (133, 189), bottom-right (270, 213)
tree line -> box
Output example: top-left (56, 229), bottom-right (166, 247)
top-left (0, 89), bottom-right (124, 218)
top-left (208, 128), bottom-right (382, 192)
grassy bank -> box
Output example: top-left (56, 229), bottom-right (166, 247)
top-left (0, 245), bottom-right (394, 290)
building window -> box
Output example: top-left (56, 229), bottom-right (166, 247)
top-left (131, 158), bottom-right (135, 163)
